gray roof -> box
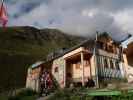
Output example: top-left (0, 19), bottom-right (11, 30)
top-left (31, 61), bottom-right (44, 69)
top-left (46, 39), bottom-right (95, 62)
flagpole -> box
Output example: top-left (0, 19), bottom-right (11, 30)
top-left (94, 31), bottom-right (99, 88)
top-left (0, 0), bottom-right (8, 28)
top-left (0, 0), bottom-right (4, 12)
top-left (1, 0), bottom-right (4, 3)
top-left (1, 0), bottom-right (4, 5)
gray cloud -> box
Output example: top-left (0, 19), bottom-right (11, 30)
top-left (5, 0), bottom-right (133, 41)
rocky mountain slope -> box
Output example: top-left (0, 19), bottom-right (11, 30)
top-left (0, 26), bottom-right (84, 91)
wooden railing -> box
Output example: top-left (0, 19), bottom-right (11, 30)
top-left (98, 67), bottom-right (123, 78)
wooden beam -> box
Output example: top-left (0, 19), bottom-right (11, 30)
top-left (81, 52), bottom-right (85, 86)
top-left (64, 60), bottom-right (66, 87)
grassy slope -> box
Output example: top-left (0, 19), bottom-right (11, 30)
top-left (0, 26), bottom-right (84, 91)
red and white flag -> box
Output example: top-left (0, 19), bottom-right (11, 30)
top-left (0, 0), bottom-right (8, 28)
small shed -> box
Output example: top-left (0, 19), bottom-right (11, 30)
top-left (26, 61), bottom-right (44, 92)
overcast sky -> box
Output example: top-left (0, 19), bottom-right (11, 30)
top-left (4, 0), bottom-right (133, 42)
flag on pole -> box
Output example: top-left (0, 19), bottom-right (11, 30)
top-left (0, 0), bottom-right (8, 28)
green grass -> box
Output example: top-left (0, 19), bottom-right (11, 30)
top-left (0, 95), bottom-right (8, 100)
top-left (47, 88), bottom-right (93, 100)
top-left (8, 88), bottom-right (38, 100)
top-left (46, 88), bottom-right (133, 100)
top-left (2, 88), bottom-right (133, 100)
top-left (19, 96), bottom-right (36, 100)
top-left (8, 96), bottom-right (37, 100)
top-left (9, 96), bottom-right (37, 100)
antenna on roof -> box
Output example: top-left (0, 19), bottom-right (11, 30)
top-left (96, 31), bottom-right (99, 41)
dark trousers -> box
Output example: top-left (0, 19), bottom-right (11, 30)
top-left (40, 83), bottom-right (49, 96)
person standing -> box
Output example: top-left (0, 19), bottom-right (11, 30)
top-left (40, 70), bottom-right (47, 96)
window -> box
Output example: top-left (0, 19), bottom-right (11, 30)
top-left (112, 45), bottom-right (117, 54)
top-left (103, 43), bottom-right (106, 50)
top-left (109, 45), bottom-right (113, 53)
top-left (110, 60), bottom-right (114, 69)
top-left (54, 67), bottom-right (58, 73)
top-left (115, 61), bottom-right (120, 70)
top-left (84, 60), bottom-right (89, 66)
top-left (97, 42), bottom-right (103, 49)
top-left (107, 45), bottom-right (110, 52)
top-left (104, 59), bottom-right (109, 68)
top-left (76, 62), bottom-right (80, 69)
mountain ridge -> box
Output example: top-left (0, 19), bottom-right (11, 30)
top-left (0, 26), bottom-right (85, 91)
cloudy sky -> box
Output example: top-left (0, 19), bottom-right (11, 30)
top-left (4, 0), bottom-right (133, 42)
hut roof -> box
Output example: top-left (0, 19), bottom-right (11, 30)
top-left (31, 61), bottom-right (44, 69)
top-left (31, 33), bottom-right (120, 69)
